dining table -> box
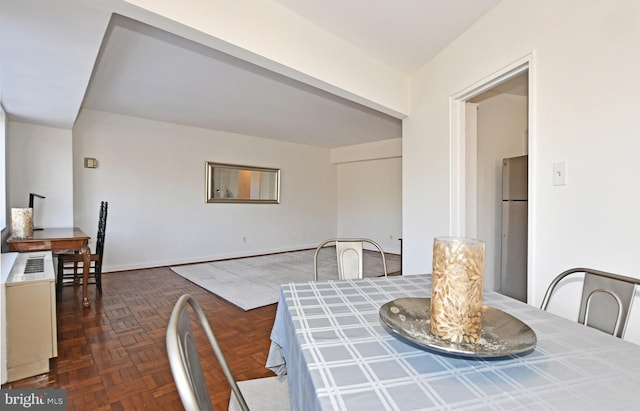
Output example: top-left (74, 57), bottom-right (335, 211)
top-left (266, 274), bottom-right (640, 410)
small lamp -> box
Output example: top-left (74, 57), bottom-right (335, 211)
top-left (29, 193), bottom-right (46, 231)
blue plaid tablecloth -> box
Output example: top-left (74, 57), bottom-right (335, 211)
top-left (266, 274), bottom-right (640, 410)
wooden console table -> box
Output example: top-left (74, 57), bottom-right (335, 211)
top-left (7, 228), bottom-right (93, 307)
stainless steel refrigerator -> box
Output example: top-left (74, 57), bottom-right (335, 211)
top-left (500, 155), bottom-right (528, 302)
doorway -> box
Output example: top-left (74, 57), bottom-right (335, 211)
top-left (469, 74), bottom-right (528, 298)
top-left (449, 56), bottom-right (532, 299)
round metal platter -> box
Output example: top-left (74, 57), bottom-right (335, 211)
top-left (379, 297), bottom-right (537, 358)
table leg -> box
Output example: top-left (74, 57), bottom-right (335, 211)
top-left (81, 245), bottom-right (91, 308)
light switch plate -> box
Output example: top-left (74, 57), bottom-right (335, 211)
top-left (553, 161), bottom-right (567, 186)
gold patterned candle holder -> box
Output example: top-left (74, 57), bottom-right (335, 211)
top-left (430, 237), bottom-right (485, 344)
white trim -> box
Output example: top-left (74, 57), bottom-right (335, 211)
top-left (525, 53), bottom-right (537, 305)
top-left (448, 97), bottom-right (466, 236)
top-left (465, 102), bottom-right (479, 238)
top-left (449, 54), bottom-right (532, 236)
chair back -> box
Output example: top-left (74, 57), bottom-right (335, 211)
top-left (167, 294), bottom-right (249, 411)
top-left (314, 238), bottom-right (388, 281)
top-left (336, 241), bottom-right (364, 280)
top-left (541, 268), bottom-right (640, 338)
top-left (95, 201), bottom-right (108, 269)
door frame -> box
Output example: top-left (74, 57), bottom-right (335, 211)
top-left (448, 53), bottom-right (535, 298)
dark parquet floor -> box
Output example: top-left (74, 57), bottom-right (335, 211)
top-left (1, 267), bottom-right (278, 410)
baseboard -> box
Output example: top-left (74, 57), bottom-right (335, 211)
top-left (102, 246), bottom-right (400, 274)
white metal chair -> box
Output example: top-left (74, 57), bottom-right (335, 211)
top-left (540, 267), bottom-right (640, 338)
top-left (166, 294), bottom-right (290, 411)
top-left (313, 238), bottom-right (388, 281)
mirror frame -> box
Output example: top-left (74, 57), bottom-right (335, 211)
top-left (205, 162), bottom-right (280, 204)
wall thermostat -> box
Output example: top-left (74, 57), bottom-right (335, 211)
top-left (84, 157), bottom-right (98, 168)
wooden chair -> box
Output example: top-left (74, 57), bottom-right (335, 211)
top-left (56, 201), bottom-right (108, 294)
top-left (314, 238), bottom-right (388, 281)
top-left (540, 267), bottom-right (640, 338)
top-left (166, 294), bottom-right (290, 411)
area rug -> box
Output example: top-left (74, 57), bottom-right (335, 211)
top-left (170, 248), bottom-right (399, 310)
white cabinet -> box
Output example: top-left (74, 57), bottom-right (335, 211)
top-left (4, 252), bottom-right (57, 382)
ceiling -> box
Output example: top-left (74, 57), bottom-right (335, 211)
top-left (82, 14), bottom-right (402, 148)
top-left (272, 0), bottom-right (501, 74)
top-left (0, 0), bottom-right (501, 148)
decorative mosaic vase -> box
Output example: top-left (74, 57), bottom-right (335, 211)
top-left (11, 208), bottom-right (33, 239)
top-left (430, 237), bottom-right (485, 344)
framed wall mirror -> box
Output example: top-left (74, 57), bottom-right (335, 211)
top-left (206, 162), bottom-right (280, 204)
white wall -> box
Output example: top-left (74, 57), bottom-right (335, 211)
top-left (0, 102), bottom-right (7, 384)
top-left (336, 158), bottom-right (402, 254)
top-left (404, 0), bottom-right (640, 339)
top-left (1, 104), bottom-right (6, 232)
top-left (6, 122), bottom-right (74, 229)
top-left (475, 94), bottom-right (528, 291)
top-left (3, 108), bottom-right (401, 272)
top-left (333, 139), bottom-right (402, 254)
top-left (73, 109), bottom-right (337, 271)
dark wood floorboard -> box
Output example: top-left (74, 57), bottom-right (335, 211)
top-left (2, 267), bottom-right (278, 410)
